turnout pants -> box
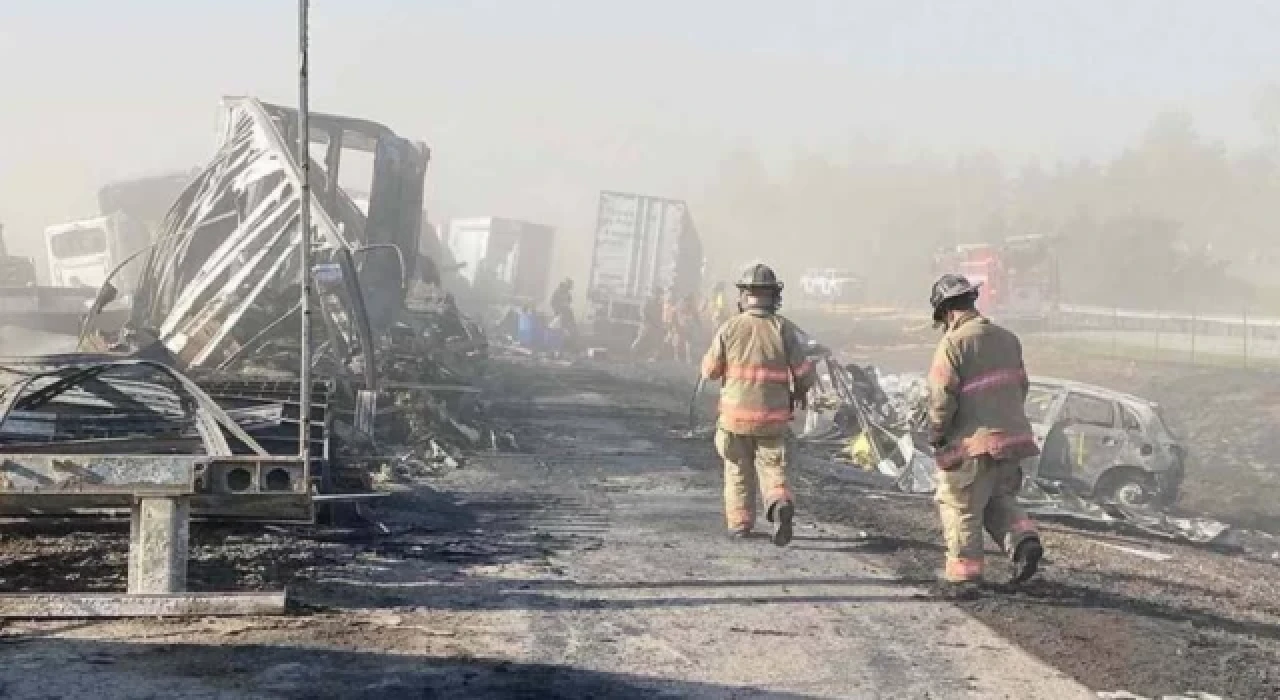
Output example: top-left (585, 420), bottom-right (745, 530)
top-left (935, 455), bottom-right (1038, 582)
top-left (715, 429), bottom-right (794, 532)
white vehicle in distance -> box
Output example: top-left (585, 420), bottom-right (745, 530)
top-left (798, 268), bottom-right (863, 304)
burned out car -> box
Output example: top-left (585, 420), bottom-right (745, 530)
top-left (798, 363), bottom-right (1187, 507)
top-left (1023, 378), bottom-right (1186, 506)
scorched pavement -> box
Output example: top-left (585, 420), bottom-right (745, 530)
top-left (0, 356), bottom-right (1263, 698)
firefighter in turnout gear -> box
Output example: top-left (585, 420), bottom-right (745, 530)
top-left (701, 263), bottom-right (817, 545)
top-left (926, 274), bottom-right (1044, 591)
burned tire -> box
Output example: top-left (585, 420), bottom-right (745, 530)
top-left (1096, 468), bottom-right (1156, 506)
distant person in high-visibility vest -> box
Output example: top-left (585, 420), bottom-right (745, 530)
top-left (660, 288), bottom-right (679, 361)
top-left (672, 294), bottom-right (701, 364)
top-left (707, 281), bottom-right (731, 326)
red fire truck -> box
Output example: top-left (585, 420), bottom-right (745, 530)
top-left (933, 235), bottom-right (1059, 322)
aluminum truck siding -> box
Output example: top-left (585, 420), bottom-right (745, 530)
top-left (588, 191), bottom-right (702, 303)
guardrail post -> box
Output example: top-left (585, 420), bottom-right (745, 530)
top-left (1189, 308), bottom-right (1197, 365)
top-left (1243, 307), bottom-right (1249, 369)
top-left (1153, 310), bottom-right (1161, 361)
top-left (1111, 306), bottom-right (1119, 357)
top-left (127, 496), bottom-right (190, 594)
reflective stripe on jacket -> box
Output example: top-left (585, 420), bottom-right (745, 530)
top-left (927, 312), bottom-right (1039, 469)
top-left (701, 310), bottom-right (817, 436)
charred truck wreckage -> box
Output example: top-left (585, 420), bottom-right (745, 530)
top-left (0, 98), bottom-right (489, 526)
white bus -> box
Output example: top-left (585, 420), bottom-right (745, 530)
top-left (44, 213), bottom-right (150, 293)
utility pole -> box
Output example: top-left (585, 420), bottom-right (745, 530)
top-left (297, 0), bottom-right (313, 462)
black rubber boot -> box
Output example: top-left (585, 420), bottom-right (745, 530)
top-left (1011, 537), bottom-right (1043, 585)
top-left (768, 501), bottom-right (794, 547)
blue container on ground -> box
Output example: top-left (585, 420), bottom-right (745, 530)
top-left (517, 310), bottom-right (541, 350)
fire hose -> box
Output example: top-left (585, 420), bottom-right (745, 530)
top-left (687, 376), bottom-right (705, 432)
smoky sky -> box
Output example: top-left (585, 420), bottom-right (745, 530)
top-left (3, 0), bottom-right (1279, 281)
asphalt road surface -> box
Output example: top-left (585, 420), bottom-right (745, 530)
top-left (0, 355), bottom-right (1273, 698)
top-left (0, 356), bottom-right (1088, 700)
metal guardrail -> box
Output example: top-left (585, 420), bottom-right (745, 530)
top-left (1058, 304), bottom-right (1280, 333)
top-left (0, 454), bottom-right (197, 495)
top-left (786, 300), bottom-right (1280, 367)
top-left (1046, 304), bottom-right (1280, 367)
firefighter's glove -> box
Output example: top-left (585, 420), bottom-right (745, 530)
top-left (927, 432), bottom-right (962, 471)
top-left (930, 440), bottom-right (963, 471)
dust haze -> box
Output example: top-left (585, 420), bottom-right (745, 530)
top-left (4, 1), bottom-right (1280, 312)
top-left (5, 4), bottom-right (1280, 697)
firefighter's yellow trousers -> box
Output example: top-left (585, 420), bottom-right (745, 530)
top-left (935, 455), bottom-right (1039, 581)
top-left (715, 429), bottom-right (794, 532)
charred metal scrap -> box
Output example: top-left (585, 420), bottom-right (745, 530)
top-left (0, 355), bottom-right (316, 521)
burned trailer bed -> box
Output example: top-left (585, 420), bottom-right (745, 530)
top-left (0, 355), bottom-right (317, 522)
top-left (183, 374), bottom-right (387, 498)
top-left (192, 376), bottom-right (331, 464)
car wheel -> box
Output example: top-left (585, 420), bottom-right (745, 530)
top-left (1099, 469), bottom-right (1154, 506)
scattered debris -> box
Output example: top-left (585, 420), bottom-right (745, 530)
top-left (1021, 487), bottom-right (1235, 546)
top-left (1097, 692), bottom-right (1225, 700)
top-left (1094, 542), bottom-right (1174, 562)
top-left (0, 356), bottom-right (313, 521)
top-left (885, 432), bottom-right (938, 494)
top-left (728, 626), bottom-right (800, 637)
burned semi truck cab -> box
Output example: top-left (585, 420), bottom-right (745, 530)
top-left (118, 97), bottom-right (430, 383)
